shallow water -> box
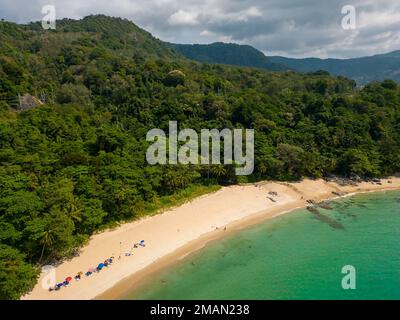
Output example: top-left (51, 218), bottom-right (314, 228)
top-left (126, 191), bottom-right (400, 300)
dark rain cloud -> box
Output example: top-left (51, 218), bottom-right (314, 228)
top-left (0, 0), bottom-right (399, 58)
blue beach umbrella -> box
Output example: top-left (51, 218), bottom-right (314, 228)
top-left (97, 263), bottom-right (105, 270)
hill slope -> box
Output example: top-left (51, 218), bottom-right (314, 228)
top-left (171, 42), bottom-right (287, 71)
top-left (1, 14), bottom-right (179, 61)
top-left (173, 42), bottom-right (400, 85)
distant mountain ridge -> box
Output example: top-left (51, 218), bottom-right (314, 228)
top-left (270, 51), bottom-right (400, 85)
top-left (170, 42), bottom-right (287, 71)
top-left (173, 42), bottom-right (400, 85)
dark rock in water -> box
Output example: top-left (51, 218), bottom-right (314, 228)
top-left (306, 206), bottom-right (319, 214)
top-left (317, 201), bottom-right (333, 210)
top-left (307, 206), bottom-right (345, 230)
top-left (317, 214), bottom-right (345, 230)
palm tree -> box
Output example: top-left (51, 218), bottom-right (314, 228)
top-left (65, 197), bottom-right (83, 222)
top-left (39, 229), bottom-right (55, 264)
top-left (210, 164), bottom-right (227, 178)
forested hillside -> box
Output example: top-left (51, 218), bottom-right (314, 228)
top-left (173, 42), bottom-right (400, 85)
top-left (171, 42), bottom-right (286, 71)
top-left (1, 15), bottom-right (400, 299)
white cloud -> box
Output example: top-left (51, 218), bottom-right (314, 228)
top-left (168, 9), bottom-right (199, 26)
top-left (358, 10), bottom-right (400, 28)
top-left (200, 29), bottom-right (214, 36)
top-left (245, 6), bottom-right (262, 18)
top-left (219, 34), bottom-right (233, 42)
top-left (201, 5), bottom-right (263, 23)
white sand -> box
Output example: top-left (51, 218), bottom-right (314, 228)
top-left (21, 178), bottom-right (400, 300)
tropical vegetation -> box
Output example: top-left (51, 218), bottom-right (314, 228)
top-left (0, 15), bottom-right (400, 299)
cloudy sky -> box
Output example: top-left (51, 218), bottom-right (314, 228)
top-left (1, 0), bottom-right (400, 58)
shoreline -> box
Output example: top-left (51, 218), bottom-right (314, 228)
top-left (22, 178), bottom-right (400, 300)
top-left (96, 201), bottom-right (306, 300)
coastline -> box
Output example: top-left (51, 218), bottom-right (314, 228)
top-left (21, 178), bottom-right (400, 300)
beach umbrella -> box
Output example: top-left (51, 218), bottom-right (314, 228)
top-left (88, 267), bottom-right (96, 273)
top-left (65, 277), bottom-right (72, 282)
top-left (57, 283), bottom-right (63, 288)
top-left (77, 271), bottom-right (83, 275)
top-left (97, 263), bottom-right (105, 270)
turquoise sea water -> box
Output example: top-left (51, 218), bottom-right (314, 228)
top-left (127, 191), bottom-right (400, 300)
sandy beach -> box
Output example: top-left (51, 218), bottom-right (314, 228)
top-left (21, 178), bottom-right (400, 300)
